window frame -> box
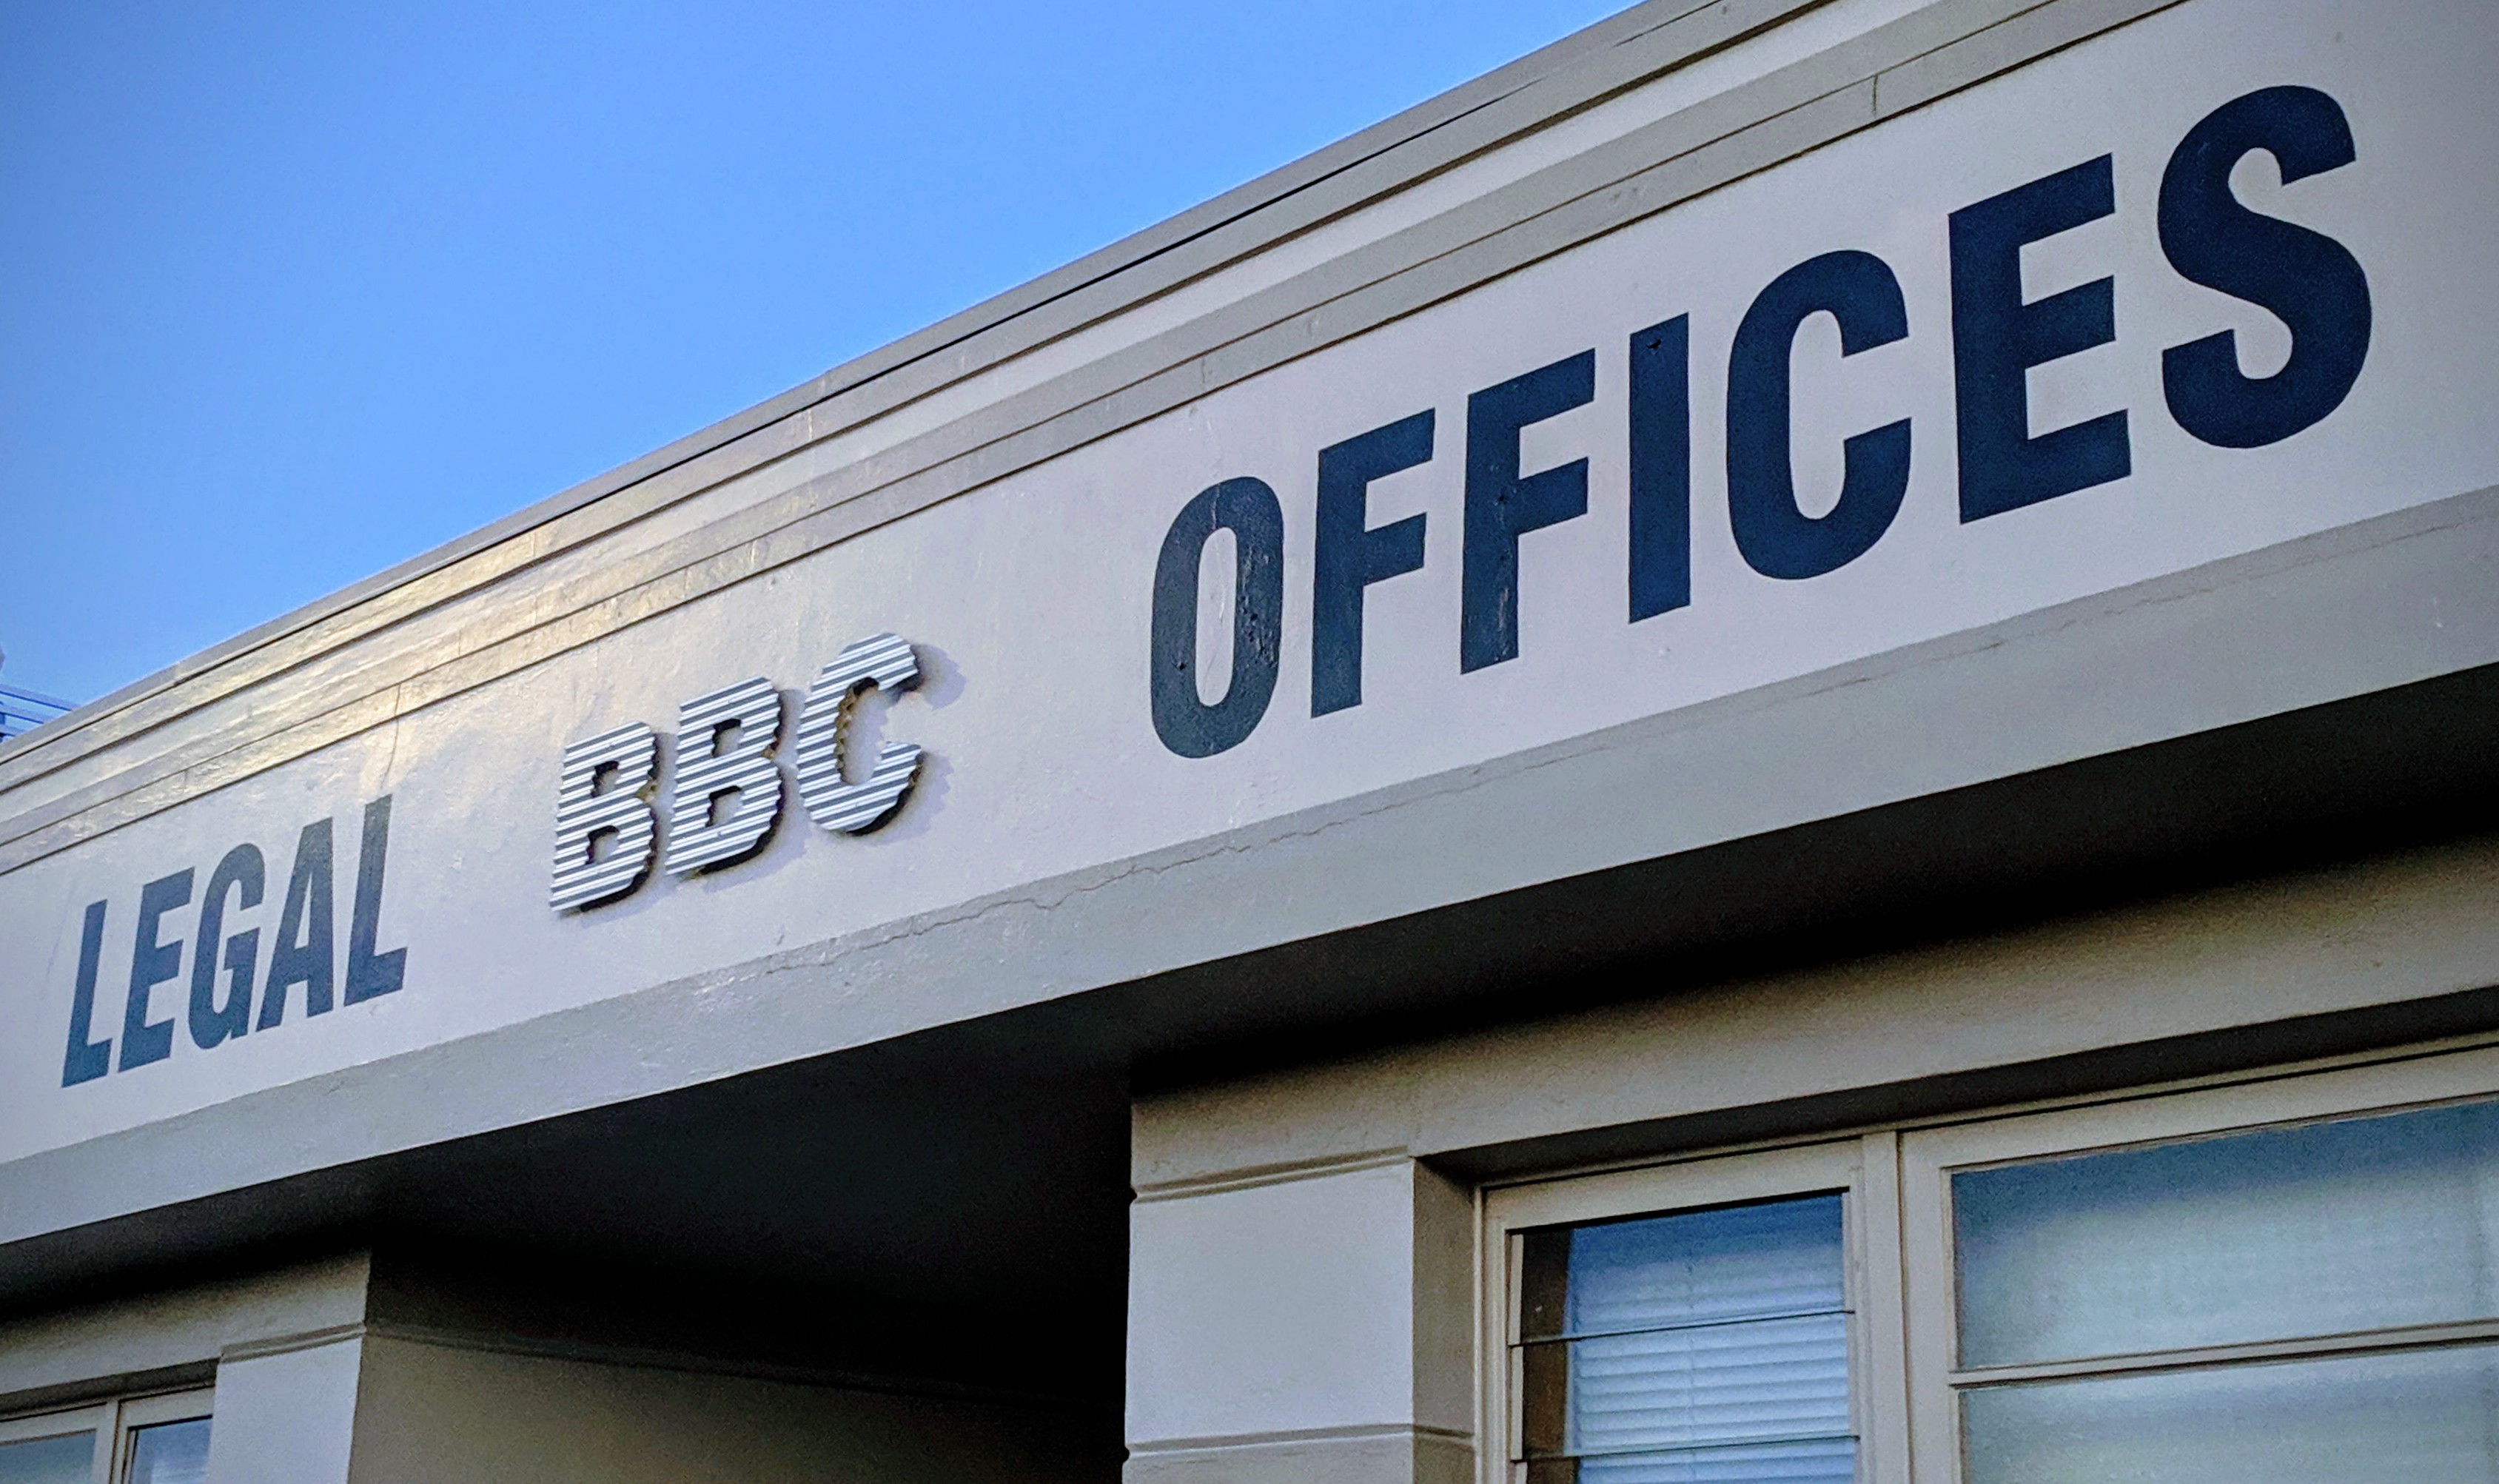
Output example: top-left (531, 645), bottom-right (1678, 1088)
top-left (1477, 1040), bottom-right (2499, 1484)
top-left (1480, 1134), bottom-right (1910, 1484)
top-left (1896, 1041), bottom-right (2499, 1484)
top-left (110, 1389), bottom-right (214, 1484)
top-left (0, 1400), bottom-right (112, 1483)
top-left (0, 1386), bottom-right (213, 1484)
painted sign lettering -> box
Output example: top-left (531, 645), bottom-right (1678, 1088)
top-left (61, 797), bottom-right (406, 1087)
top-left (1150, 85), bottom-right (2374, 757)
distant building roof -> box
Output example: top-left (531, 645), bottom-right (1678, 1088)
top-left (0, 683), bottom-right (73, 742)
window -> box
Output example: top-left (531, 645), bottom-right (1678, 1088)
top-left (0, 1409), bottom-right (104, 1484)
top-left (118, 1415), bottom-right (208, 1484)
top-left (1518, 1194), bottom-right (1852, 1483)
top-left (1905, 1048), bottom-right (2499, 1484)
top-left (1487, 1138), bottom-right (1908, 1484)
top-left (1489, 1041), bottom-right (2499, 1484)
top-left (0, 1420), bottom-right (91, 1484)
top-left (0, 1392), bottom-right (210, 1484)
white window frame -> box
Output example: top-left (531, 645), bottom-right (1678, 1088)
top-left (110, 1389), bottom-right (214, 1484)
top-left (0, 1386), bottom-right (213, 1484)
top-left (1897, 1041), bottom-right (2499, 1484)
top-left (1478, 1039), bottom-right (2499, 1484)
top-left (0, 1400), bottom-right (113, 1481)
top-left (1479, 1134), bottom-right (1911, 1484)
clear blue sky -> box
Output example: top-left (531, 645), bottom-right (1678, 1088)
top-left (1, 0), bottom-right (1620, 706)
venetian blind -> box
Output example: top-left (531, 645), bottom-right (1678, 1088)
top-left (1517, 1193), bottom-right (1854, 1484)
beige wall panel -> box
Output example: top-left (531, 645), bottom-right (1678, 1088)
top-left (1127, 1160), bottom-right (1475, 1484)
top-left (343, 1335), bottom-right (1107, 1484)
top-left (0, 1255), bottom-right (367, 1412)
top-left (204, 1334), bottom-right (363, 1484)
top-left (1136, 833), bottom-right (2499, 1186)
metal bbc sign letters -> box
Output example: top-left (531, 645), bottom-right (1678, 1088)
top-left (549, 632), bottom-right (924, 911)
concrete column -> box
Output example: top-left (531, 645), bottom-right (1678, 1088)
top-left (1125, 1157), bottom-right (1473, 1484)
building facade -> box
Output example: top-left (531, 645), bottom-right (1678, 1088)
top-left (4, 1), bottom-right (2497, 1480)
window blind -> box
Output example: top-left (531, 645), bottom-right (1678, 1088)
top-left (1518, 1194), bottom-right (1854, 1484)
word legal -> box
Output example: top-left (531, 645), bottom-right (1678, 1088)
top-left (63, 796), bottom-right (406, 1087)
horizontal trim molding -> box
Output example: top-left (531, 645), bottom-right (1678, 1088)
top-left (1124, 1424), bottom-right (1474, 1484)
top-left (1130, 1422), bottom-right (1473, 1454)
top-left (1130, 1149), bottom-right (1418, 1205)
top-left (218, 1323), bottom-right (367, 1365)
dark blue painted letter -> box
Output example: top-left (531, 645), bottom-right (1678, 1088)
top-left (62, 901), bottom-right (111, 1087)
top-left (1151, 478), bottom-right (1285, 758)
top-left (1951, 155), bottom-right (2130, 521)
top-left (2159, 86), bottom-right (2370, 448)
top-left (1312, 411), bottom-right (1433, 715)
top-left (120, 868), bottom-right (193, 1071)
top-left (344, 796), bottom-right (407, 1004)
top-left (1726, 250), bottom-right (1912, 580)
top-left (191, 843), bottom-right (265, 1050)
top-left (1629, 317), bottom-right (1692, 622)
top-left (261, 819), bottom-right (335, 1028)
top-left (1462, 350), bottom-right (1595, 672)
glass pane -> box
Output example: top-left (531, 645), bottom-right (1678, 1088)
top-left (124, 1420), bottom-right (209, 1484)
top-left (1526, 1196), bottom-right (1847, 1340)
top-left (1523, 1315), bottom-right (1851, 1456)
top-left (1954, 1098), bottom-right (2499, 1368)
top-left (1517, 1193), bottom-right (1852, 1480)
top-left (1962, 1343), bottom-right (2499, 1484)
top-left (0, 1431), bottom-right (94, 1484)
